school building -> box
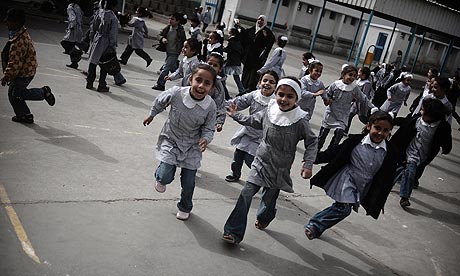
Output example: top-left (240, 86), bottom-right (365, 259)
top-left (124, 0), bottom-right (460, 76)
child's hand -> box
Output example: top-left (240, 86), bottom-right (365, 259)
top-left (313, 89), bottom-right (326, 97)
top-left (164, 75), bottom-right (171, 81)
top-left (199, 138), bottom-right (207, 152)
top-left (216, 124), bottom-right (223, 132)
top-left (226, 103), bottom-right (237, 117)
top-left (1, 76), bottom-right (8, 86)
top-left (323, 98), bottom-right (333, 106)
top-left (301, 168), bottom-right (313, 179)
top-left (143, 116), bottom-right (153, 126)
top-left (161, 38), bottom-right (167, 44)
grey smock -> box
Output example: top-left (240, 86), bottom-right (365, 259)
top-left (168, 56), bottom-right (200, 86)
top-left (350, 79), bottom-right (373, 116)
top-left (380, 82), bottom-right (411, 114)
top-left (209, 78), bottom-right (227, 125)
top-left (63, 3), bottom-right (83, 42)
top-left (127, 17), bottom-right (148, 49)
top-left (231, 99), bottom-right (318, 193)
top-left (321, 80), bottom-right (373, 130)
top-left (228, 90), bottom-right (275, 156)
top-left (257, 47), bottom-right (286, 78)
top-left (149, 86), bottom-right (216, 170)
top-left (88, 9), bottom-right (118, 64)
top-left (298, 75), bottom-right (325, 121)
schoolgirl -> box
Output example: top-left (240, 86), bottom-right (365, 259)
top-left (224, 70), bottom-right (279, 182)
top-left (298, 61), bottom-right (326, 121)
top-left (306, 109), bottom-right (396, 239)
top-left (317, 65), bottom-right (374, 151)
top-left (165, 38), bottom-right (201, 86)
top-left (119, 7), bottom-right (153, 67)
top-left (299, 52), bottom-right (316, 79)
top-left (223, 28), bottom-right (245, 95)
top-left (222, 77), bottom-right (318, 244)
top-left (143, 64), bottom-right (217, 221)
top-left (202, 30), bottom-right (224, 58)
top-left (345, 67), bottom-right (374, 134)
top-left (206, 52), bottom-right (228, 131)
top-left (257, 35), bottom-right (288, 78)
top-left (380, 72), bottom-right (412, 116)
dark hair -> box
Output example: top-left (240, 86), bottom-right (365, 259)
top-left (397, 50), bottom-right (403, 55)
top-left (172, 12), bottom-right (187, 25)
top-left (136, 7), bottom-right (148, 17)
top-left (341, 65), bottom-right (358, 76)
top-left (302, 52), bottom-right (315, 61)
top-left (276, 76), bottom-right (301, 100)
top-left (185, 38), bottom-right (200, 56)
top-left (6, 8), bottom-right (26, 27)
top-left (259, 70), bottom-right (279, 83)
top-left (435, 76), bottom-right (451, 92)
top-left (362, 110), bottom-right (394, 134)
top-left (210, 31), bottom-right (224, 44)
top-left (429, 68), bottom-right (439, 77)
top-left (421, 98), bottom-right (445, 122)
top-left (277, 35), bottom-right (287, 48)
top-left (309, 61), bottom-right (323, 72)
top-left (191, 63), bottom-right (217, 86)
top-left (228, 27), bottom-right (240, 38)
top-left (359, 67), bottom-right (371, 80)
top-left (207, 52), bottom-right (224, 69)
top-left (190, 16), bottom-right (200, 24)
top-left (105, 0), bottom-right (118, 9)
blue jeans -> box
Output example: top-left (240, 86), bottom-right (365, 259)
top-left (230, 149), bottom-right (254, 178)
top-left (157, 53), bottom-right (179, 87)
top-left (224, 182), bottom-right (280, 243)
top-left (397, 161), bottom-right (418, 198)
top-left (155, 162), bottom-right (197, 213)
top-left (306, 202), bottom-right (352, 238)
top-left (8, 76), bottom-right (45, 116)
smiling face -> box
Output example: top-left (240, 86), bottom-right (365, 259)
top-left (189, 69), bottom-right (215, 100)
top-left (367, 119), bottom-right (392, 144)
top-left (209, 33), bottom-right (218, 44)
top-left (256, 16), bottom-right (265, 27)
top-left (276, 85), bottom-right (297, 111)
top-left (309, 65), bottom-right (323, 80)
top-left (402, 77), bottom-right (412, 86)
top-left (181, 41), bottom-right (195, 58)
top-left (342, 70), bottom-right (357, 84)
top-left (206, 56), bottom-right (222, 74)
top-left (259, 74), bottom-right (277, 96)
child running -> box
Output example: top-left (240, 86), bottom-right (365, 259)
top-left (119, 7), bottom-right (152, 67)
top-left (224, 70), bottom-right (279, 182)
top-left (222, 77), bottom-right (318, 244)
top-left (206, 52), bottom-right (227, 132)
top-left (345, 67), bottom-right (374, 134)
top-left (223, 28), bottom-right (245, 96)
top-left (298, 61), bottom-right (326, 121)
top-left (257, 35), bottom-right (288, 78)
top-left (306, 109), bottom-right (395, 240)
top-left (165, 38), bottom-right (201, 86)
top-left (317, 65), bottom-right (374, 151)
top-left (142, 64), bottom-right (217, 221)
top-left (380, 72), bottom-right (412, 116)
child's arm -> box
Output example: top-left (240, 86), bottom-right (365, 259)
top-left (386, 84), bottom-right (396, 100)
top-left (143, 87), bottom-right (179, 126)
top-left (199, 105), bottom-right (217, 152)
top-left (354, 86), bottom-right (375, 111)
top-left (166, 60), bottom-right (183, 81)
top-left (301, 120), bottom-right (318, 179)
top-left (213, 82), bottom-right (227, 131)
top-left (227, 92), bottom-right (254, 111)
top-left (227, 104), bottom-right (264, 130)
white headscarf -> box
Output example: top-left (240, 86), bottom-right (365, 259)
top-left (255, 15), bottom-right (267, 34)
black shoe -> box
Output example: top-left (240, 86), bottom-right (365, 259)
top-left (225, 174), bottom-right (240, 182)
top-left (12, 114), bottom-right (34, 124)
top-left (152, 84), bottom-right (165, 91)
top-left (115, 79), bottom-right (126, 86)
top-left (400, 197), bottom-right (411, 207)
top-left (86, 82), bottom-right (94, 89)
top-left (66, 63), bottom-right (78, 69)
top-left (146, 59), bottom-right (152, 67)
top-left (304, 225), bottom-right (319, 240)
top-left (118, 59), bottom-right (127, 65)
top-left (97, 86), bottom-right (110, 92)
top-left (43, 86), bottom-right (55, 106)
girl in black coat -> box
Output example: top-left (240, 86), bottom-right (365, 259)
top-left (224, 28), bottom-right (245, 95)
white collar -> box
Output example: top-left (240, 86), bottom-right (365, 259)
top-left (133, 16), bottom-right (144, 21)
top-left (305, 75), bottom-right (321, 86)
top-left (253, 90), bottom-right (275, 106)
top-left (420, 117), bottom-right (441, 128)
top-left (267, 99), bottom-right (307, 126)
top-left (357, 79), bottom-right (370, 86)
top-left (335, 80), bottom-right (357, 91)
top-left (182, 55), bottom-right (198, 63)
top-left (361, 134), bottom-right (387, 151)
top-left (182, 87), bottom-right (212, 109)
top-left (207, 42), bottom-right (222, 52)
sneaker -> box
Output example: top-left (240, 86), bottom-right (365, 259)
top-left (97, 86), bottom-right (110, 92)
top-left (12, 114), bottom-right (34, 124)
top-left (152, 84), bottom-right (165, 91)
top-left (304, 225), bottom-right (318, 240)
top-left (225, 174), bottom-right (240, 182)
top-left (86, 82), bottom-right (93, 89)
top-left (176, 210), bottom-right (190, 221)
top-left (146, 59), bottom-right (152, 67)
top-left (400, 197), bottom-right (411, 207)
top-left (43, 86), bottom-right (55, 106)
top-left (66, 63), bottom-right (78, 69)
top-left (154, 181), bottom-right (166, 193)
top-left (115, 79), bottom-right (126, 86)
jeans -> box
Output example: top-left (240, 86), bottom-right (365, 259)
top-left (119, 44), bottom-right (151, 63)
top-left (397, 161), bottom-right (418, 198)
top-left (306, 202), bottom-right (352, 238)
top-left (155, 162), bottom-right (197, 213)
top-left (317, 127), bottom-right (345, 151)
top-left (230, 149), bottom-right (254, 178)
top-left (87, 63), bottom-right (107, 87)
top-left (157, 53), bottom-right (179, 87)
top-left (224, 182), bottom-right (280, 243)
top-left (8, 76), bottom-right (45, 116)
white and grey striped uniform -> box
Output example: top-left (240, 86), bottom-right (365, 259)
top-left (298, 75), bottom-right (325, 121)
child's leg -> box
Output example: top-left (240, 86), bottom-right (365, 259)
top-left (177, 168), bottom-right (197, 213)
top-left (345, 112), bottom-right (356, 134)
top-left (119, 44), bottom-right (134, 63)
top-left (399, 161), bottom-right (418, 203)
top-left (329, 128), bottom-right (346, 149)
top-left (156, 54), bottom-right (179, 88)
top-left (305, 202), bottom-right (352, 238)
top-left (134, 48), bottom-right (152, 64)
top-left (86, 63), bottom-right (98, 86)
top-left (255, 187), bottom-right (280, 227)
top-left (242, 151), bottom-right (255, 168)
top-left (229, 149), bottom-right (246, 179)
top-left (155, 161), bottom-right (177, 185)
top-left (8, 77), bottom-right (43, 116)
top-left (232, 74), bottom-right (245, 94)
top-left (223, 182), bottom-right (261, 243)
top-left (317, 127), bottom-right (331, 150)
top-left (114, 72), bottom-right (126, 86)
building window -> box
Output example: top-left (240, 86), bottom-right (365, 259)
top-left (400, 33), bottom-right (406, 40)
top-left (350, 17), bottom-right (357, 26)
top-left (306, 5), bottom-right (313, 14)
top-left (329, 11), bottom-right (336, 20)
top-left (343, 15), bottom-right (347, 24)
top-left (282, 0), bottom-right (290, 7)
top-left (297, 3), bottom-right (302, 11)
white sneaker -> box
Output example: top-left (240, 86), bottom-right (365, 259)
top-left (155, 181), bottom-right (166, 193)
top-left (176, 210), bottom-right (190, 220)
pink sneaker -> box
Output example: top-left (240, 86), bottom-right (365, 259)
top-left (155, 181), bottom-right (166, 193)
top-left (176, 210), bottom-right (190, 220)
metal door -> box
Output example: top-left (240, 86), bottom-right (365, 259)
top-left (374, 32), bottom-right (388, 61)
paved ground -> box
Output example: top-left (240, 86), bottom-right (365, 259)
top-left (1, 11), bottom-right (460, 276)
